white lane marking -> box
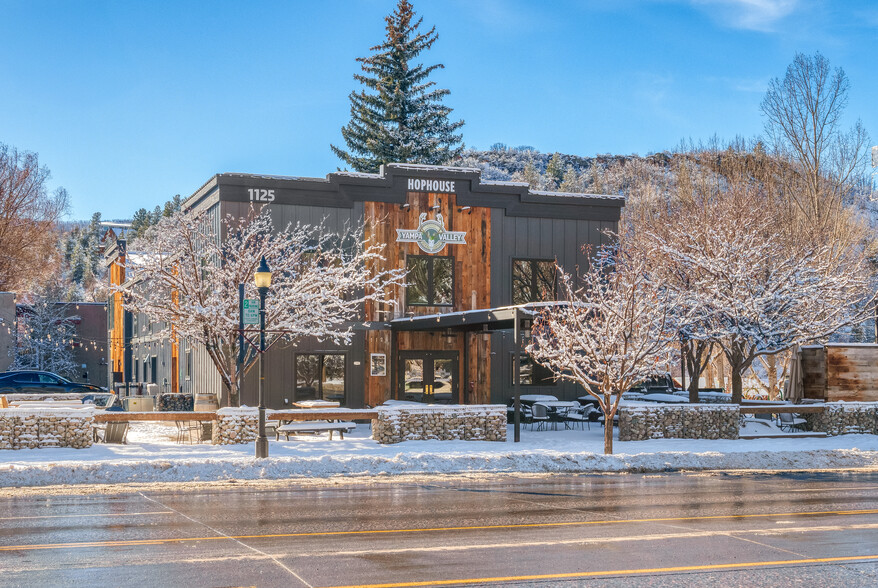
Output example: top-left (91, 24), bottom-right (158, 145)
top-left (280, 522), bottom-right (878, 558)
top-left (137, 492), bottom-right (313, 588)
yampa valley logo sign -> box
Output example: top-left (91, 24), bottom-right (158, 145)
top-left (396, 212), bottom-right (466, 254)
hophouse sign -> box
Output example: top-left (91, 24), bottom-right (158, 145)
top-left (407, 178), bottom-right (456, 193)
top-left (397, 212), bottom-right (466, 254)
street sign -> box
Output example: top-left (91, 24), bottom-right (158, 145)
top-left (242, 299), bottom-right (260, 325)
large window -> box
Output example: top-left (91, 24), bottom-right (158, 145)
top-left (512, 259), bottom-right (556, 305)
top-left (406, 255), bottom-right (454, 307)
top-left (296, 353), bottom-right (346, 404)
top-left (513, 355), bottom-right (556, 386)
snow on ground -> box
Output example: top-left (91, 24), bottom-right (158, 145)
top-left (1, 422), bottom-right (876, 488)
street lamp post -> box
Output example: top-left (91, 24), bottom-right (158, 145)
top-left (254, 256), bottom-right (272, 459)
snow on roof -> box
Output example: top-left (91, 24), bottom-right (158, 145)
top-left (480, 180), bottom-right (530, 187)
top-left (383, 163), bottom-right (482, 173)
top-left (333, 171), bottom-right (382, 179)
top-left (530, 188), bottom-right (625, 201)
top-left (220, 172), bottom-right (329, 183)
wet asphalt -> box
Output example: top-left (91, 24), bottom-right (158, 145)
top-left (1, 471), bottom-right (878, 587)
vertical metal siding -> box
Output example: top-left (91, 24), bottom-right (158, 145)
top-left (488, 210), bottom-right (617, 405)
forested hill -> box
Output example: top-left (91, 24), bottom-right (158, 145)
top-left (455, 146), bottom-right (669, 194)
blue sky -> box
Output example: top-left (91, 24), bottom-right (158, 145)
top-left (2, 0), bottom-right (876, 219)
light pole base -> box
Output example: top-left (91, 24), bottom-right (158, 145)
top-left (255, 436), bottom-right (269, 459)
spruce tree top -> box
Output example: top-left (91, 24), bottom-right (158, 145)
top-left (331, 0), bottom-right (464, 173)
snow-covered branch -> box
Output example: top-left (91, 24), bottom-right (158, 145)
top-left (118, 206), bottom-right (406, 406)
top-left (526, 247), bottom-right (680, 454)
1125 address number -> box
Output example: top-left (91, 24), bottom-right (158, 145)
top-left (248, 188), bottom-right (276, 202)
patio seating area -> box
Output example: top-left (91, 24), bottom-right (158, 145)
top-left (510, 395), bottom-right (596, 431)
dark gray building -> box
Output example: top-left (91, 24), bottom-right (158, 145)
top-left (107, 164), bottom-right (624, 408)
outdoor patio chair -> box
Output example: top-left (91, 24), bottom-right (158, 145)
top-left (777, 412), bottom-right (807, 432)
top-left (95, 422), bottom-right (129, 444)
top-left (564, 406), bottom-right (592, 430)
top-left (530, 403), bottom-right (549, 431)
top-left (547, 405), bottom-right (569, 430)
top-left (175, 420), bottom-right (201, 444)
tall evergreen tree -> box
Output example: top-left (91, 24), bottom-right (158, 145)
top-left (131, 208), bottom-right (151, 239)
top-left (331, 0), bottom-right (464, 172)
top-left (163, 195), bottom-right (182, 217)
top-left (545, 152), bottom-right (564, 188)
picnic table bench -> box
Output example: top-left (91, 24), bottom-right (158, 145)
top-left (275, 421), bottom-right (356, 440)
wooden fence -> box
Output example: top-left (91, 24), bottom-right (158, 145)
top-left (802, 344), bottom-right (878, 402)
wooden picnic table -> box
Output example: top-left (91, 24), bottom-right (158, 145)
top-left (268, 409), bottom-right (379, 421)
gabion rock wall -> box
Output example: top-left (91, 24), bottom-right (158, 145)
top-left (0, 408), bottom-right (94, 449)
top-left (213, 409), bottom-right (258, 445)
top-left (372, 405), bottom-right (507, 444)
top-left (619, 405), bottom-right (739, 441)
top-left (157, 394), bottom-right (194, 411)
top-left (805, 402), bottom-right (878, 436)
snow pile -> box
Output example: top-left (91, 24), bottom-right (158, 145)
top-left (0, 422), bottom-right (876, 487)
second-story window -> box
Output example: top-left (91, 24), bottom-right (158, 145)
top-left (512, 259), bottom-right (556, 305)
top-left (406, 255), bottom-right (454, 307)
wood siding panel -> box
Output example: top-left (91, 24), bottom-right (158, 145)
top-left (363, 192), bottom-right (491, 406)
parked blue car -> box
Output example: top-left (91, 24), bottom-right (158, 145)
top-left (0, 371), bottom-right (106, 394)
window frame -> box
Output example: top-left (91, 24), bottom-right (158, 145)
top-left (294, 352), bottom-right (347, 405)
top-left (512, 258), bottom-right (557, 305)
top-left (185, 344), bottom-right (192, 380)
top-left (405, 254), bottom-right (455, 308)
top-left (511, 353), bottom-right (556, 387)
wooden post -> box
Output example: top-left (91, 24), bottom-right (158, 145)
top-left (514, 307), bottom-right (521, 443)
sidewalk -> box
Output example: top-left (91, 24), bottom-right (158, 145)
top-left (1, 422), bottom-right (876, 488)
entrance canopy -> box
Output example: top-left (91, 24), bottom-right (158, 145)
top-left (388, 302), bottom-right (564, 333)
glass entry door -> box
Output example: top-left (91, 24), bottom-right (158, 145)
top-left (399, 351), bottom-right (458, 404)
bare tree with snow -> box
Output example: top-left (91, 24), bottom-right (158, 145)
top-left (11, 295), bottom-right (79, 378)
top-left (121, 207), bottom-right (406, 407)
top-left (527, 247), bottom-right (680, 454)
top-left (649, 187), bottom-right (875, 404)
top-left (761, 52), bottom-right (871, 240)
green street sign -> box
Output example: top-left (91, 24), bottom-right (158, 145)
top-left (242, 299), bottom-right (260, 325)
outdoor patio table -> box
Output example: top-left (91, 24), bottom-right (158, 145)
top-left (534, 401), bottom-right (580, 429)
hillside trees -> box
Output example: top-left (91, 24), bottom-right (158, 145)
top-left (0, 144), bottom-right (68, 292)
top-left (60, 212), bottom-right (107, 301)
top-left (331, 0), bottom-right (464, 172)
top-left (121, 207), bottom-right (405, 407)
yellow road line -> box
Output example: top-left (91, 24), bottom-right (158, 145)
top-left (322, 554), bottom-right (878, 588)
top-left (2, 507), bottom-right (878, 552)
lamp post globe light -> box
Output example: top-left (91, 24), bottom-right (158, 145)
top-left (254, 256), bottom-right (272, 459)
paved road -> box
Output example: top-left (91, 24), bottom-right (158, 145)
top-left (2, 471), bottom-right (878, 587)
